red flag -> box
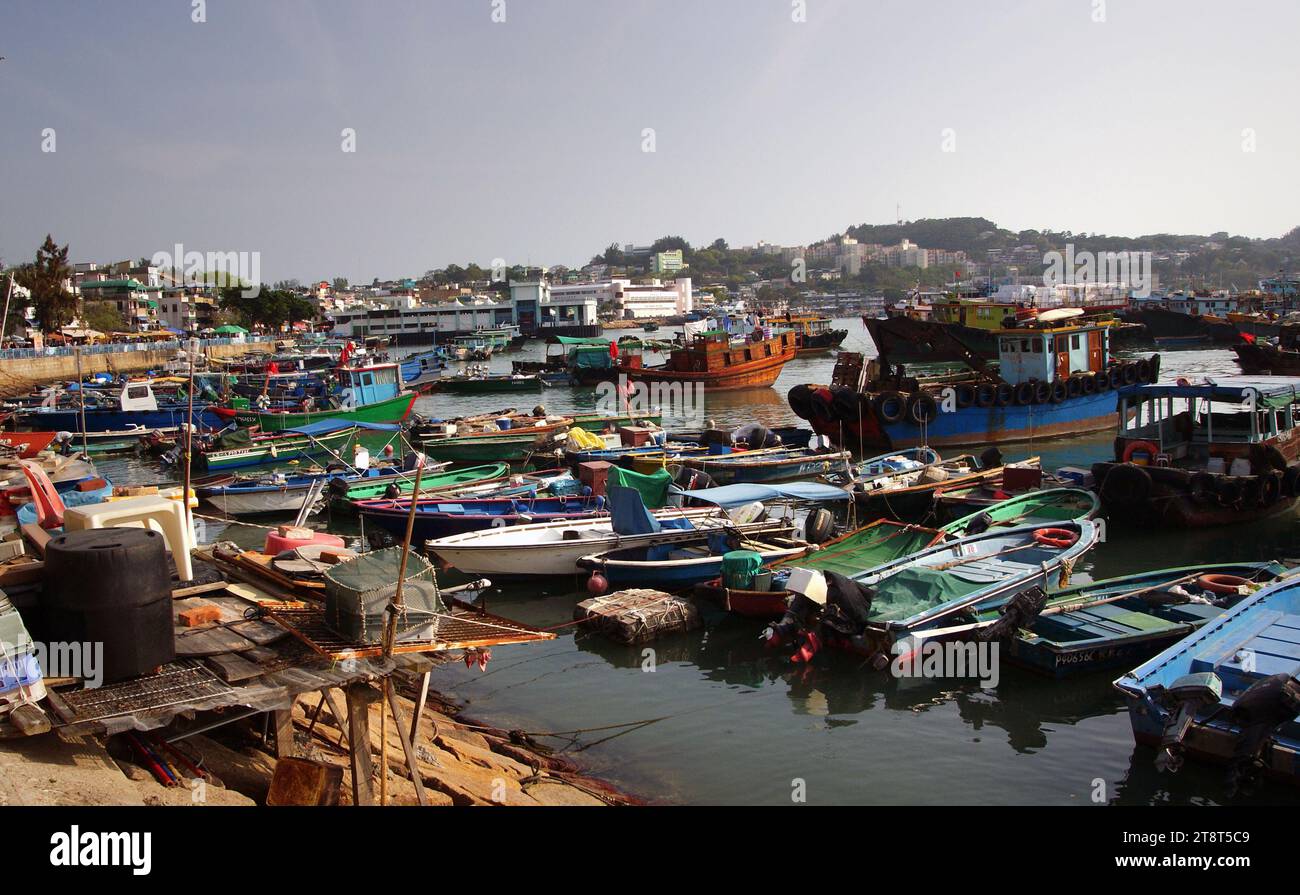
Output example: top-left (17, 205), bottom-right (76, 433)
top-left (609, 340), bottom-right (619, 358)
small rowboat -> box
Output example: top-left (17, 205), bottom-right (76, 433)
top-left (696, 519), bottom-right (946, 620)
top-left (992, 562), bottom-right (1286, 677)
top-left (1114, 573), bottom-right (1300, 789)
top-left (940, 488), bottom-right (1099, 538)
top-left (677, 446), bottom-right (854, 485)
top-left (764, 521), bottom-right (1100, 663)
top-left (822, 446), bottom-right (941, 487)
top-left (333, 463), bottom-right (510, 505)
top-left (427, 508), bottom-right (783, 577)
top-left (356, 494), bottom-right (609, 541)
top-left (578, 528), bottom-right (809, 590)
top-left (851, 454), bottom-right (1040, 523)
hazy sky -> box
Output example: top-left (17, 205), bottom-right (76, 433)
top-left (2, 0), bottom-right (1298, 283)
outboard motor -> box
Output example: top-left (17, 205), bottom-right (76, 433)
top-left (1155, 672), bottom-right (1224, 773)
top-left (963, 511), bottom-right (994, 536)
top-left (1226, 673), bottom-right (1300, 796)
top-left (976, 586), bottom-right (1047, 642)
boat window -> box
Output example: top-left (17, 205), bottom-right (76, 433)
top-left (127, 386), bottom-right (150, 400)
top-left (1071, 334), bottom-right (1081, 350)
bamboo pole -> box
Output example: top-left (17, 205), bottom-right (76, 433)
top-left (75, 347), bottom-right (87, 458)
top-left (183, 340), bottom-right (196, 548)
top-left (380, 460), bottom-right (425, 806)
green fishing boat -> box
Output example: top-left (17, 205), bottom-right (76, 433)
top-left (941, 488), bottom-right (1099, 537)
top-left (229, 364), bottom-right (417, 432)
top-left (332, 462), bottom-right (511, 508)
top-left (696, 519), bottom-right (946, 619)
top-left (570, 411), bottom-right (663, 430)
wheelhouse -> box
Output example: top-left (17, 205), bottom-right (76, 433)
top-left (339, 363), bottom-right (402, 405)
top-left (1114, 377), bottom-right (1300, 468)
top-left (995, 320), bottom-right (1112, 386)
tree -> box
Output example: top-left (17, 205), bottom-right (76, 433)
top-left (81, 301), bottom-right (127, 333)
top-left (14, 235), bottom-right (76, 334)
top-left (219, 287), bottom-right (317, 329)
top-left (332, 277), bottom-right (349, 291)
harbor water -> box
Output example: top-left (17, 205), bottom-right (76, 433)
top-left (95, 319), bottom-right (1300, 806)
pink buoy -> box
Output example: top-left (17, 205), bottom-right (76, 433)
top-left (587, 572), bottom-right (609, 597)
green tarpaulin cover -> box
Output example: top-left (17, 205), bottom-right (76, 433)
top-left (607, 465), bottom-right (673, 509)
top-left (867, 566), bottom-right (986, 623)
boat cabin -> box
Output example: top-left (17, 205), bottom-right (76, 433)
top-left (1113, 377), bottom-right (1300, 469)
top-left (338, 363), bottom-right (402, 407)
top-left (119, 382), bottom-right (160, 411)
top-left (995, 319), bottom-right (1112, 386)
top-left (932, 299), bottom-right (1021, 332)
top-left (664, 330), bottom-right (795, 373)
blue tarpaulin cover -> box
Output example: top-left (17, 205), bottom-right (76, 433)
top-left (608, 485), bottom-right (660, 536)
top-left (677, 481), bottom-right (851, 508)
top-left (284, 419), bottom-right (402, 436)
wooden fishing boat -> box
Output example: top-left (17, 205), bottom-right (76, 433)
top-left (356, 494), bottom-right (609, 541)
top-left (763, 521), bottom-right (1100, 664)
top-left (677, 446), bottom-right (854, 485)
top-left (198, 473), bottom-right (333, 516)
top-left (987, 562), bottom-right (1286, 678)
top-left (1093, 377), bottom-right (1300, 528)
top-left (822, 446), bottom-right (941, 488)
top-left (851, 453), bottom-right (1039, 523)
top-left (937, 487), bottom-right (1100, 534)
top-left (696, 519), bottom-right (946, 620)
top-left (332, 462), bottom-right (510, 505)
top-left (1233, 323), bottom-right (1300, 374)
top-left (578, 528), bottom-right (808, 590)
top-left (417, 423), bottom-right (573, 465)
top-left (1114, 574), bottom-right (1300, 789)
top-left (430, 372), bottom-right (544, 394)
top-left (427, 507), bottom-right (776, 577)
top-left (625, 329), bottom-right (798, 391)
top-left (769, 314), bottom-right (848, 355)
top-left (228, 364), bottom-right (417, 431)
top-left (790, 317), bottom-right (1156, 450)
top-left (196, 424), bottom-right (360, 473)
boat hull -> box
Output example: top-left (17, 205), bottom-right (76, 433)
top-left (233, 392), bottom-right (417, 431)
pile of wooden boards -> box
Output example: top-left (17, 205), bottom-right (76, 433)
top-left (574, 589), bottom-right (701, 644)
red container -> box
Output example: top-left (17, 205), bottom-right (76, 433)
top-left (578, 461), bottom-right (612, 496)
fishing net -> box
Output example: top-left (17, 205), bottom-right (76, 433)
top-left (323, 548), bottom-right (444, 644)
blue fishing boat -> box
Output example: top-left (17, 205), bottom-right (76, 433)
top-left (355, 494), bottom-right (609, 541)
top-left (1114, 575), bottom-right (1300, 790)
top-left (399, 348), bottom-right (447, 384)
top-left (788, 314), bottom-right (1157, 450)
top-left (16, 381), bottom-right (222, 434)
top-left (994, 562), bottom-right (1286, 677)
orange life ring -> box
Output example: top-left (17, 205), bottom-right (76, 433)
top-left (1121, 440), bottom-right (1160, 464)
top-left (1033, 527), bottom-right (1079, 549)
top-left (1196, 573), bottom-right (1249, 596)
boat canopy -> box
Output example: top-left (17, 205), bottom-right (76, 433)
top-left (284, 419), bottom-right (402, 436)
top-left (677, 481), bottom-right (851, 508)
top-left (1130, 376), bottom-right (1300, 409)
top-left (550, 335), bottom-right (610, 346)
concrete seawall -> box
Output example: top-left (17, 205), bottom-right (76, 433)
top-left (0, 342), bottom-right (275, 398)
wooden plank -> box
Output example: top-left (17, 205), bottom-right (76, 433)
top-left (174, 626), bottom-right (257, 657)
top-left (384, 682), bottom-right (428, 806)
top-left (203, 652), bottom-right (266, 683)
top-left (409, 671), bottom-right (431, 745)
top-left (346, 683), bottom-right (379, 806)
top-left (0, 559), bottom-right (44, 588)
top-left (18, 524), bottom-right (50, 558)
top-left (171, 580), bottom-right (230, 600)
top-left (273, 708), bottom-right (295, 759)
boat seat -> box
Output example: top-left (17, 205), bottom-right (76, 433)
top-left (947, 557), bottom-right (1028, 584)
top-left (62, 495), bottom-right (195, 582)
top-left (1073, 603), bottom-right (1181, 634)
top-left (1190, 611), bottom-right (1300, 694)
